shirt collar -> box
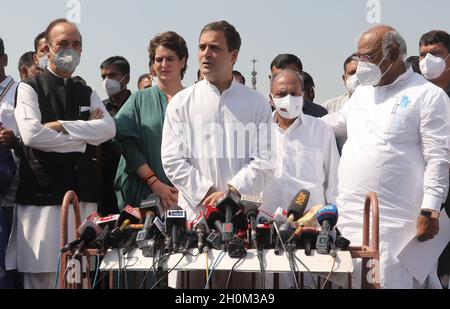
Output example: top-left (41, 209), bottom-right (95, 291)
top-left (272, 110), bottom-right (303, 134)
top-left (203, 78), bottom-right (237, 95)
top-left (378, 66), bottom-right (414, 90)
top-left (47, 66), bottom-right (70, 80)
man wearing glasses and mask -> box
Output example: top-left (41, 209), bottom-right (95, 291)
top-left (324, 25), bottom-right (450, 289)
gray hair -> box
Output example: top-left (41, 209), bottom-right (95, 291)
top-left (382, 30), bottom-right (407, 60)
top-left (270, 69), bottom-right (304, 92)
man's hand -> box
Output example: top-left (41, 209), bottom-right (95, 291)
top-left (89, 108), bottom-right (104, 120)
top-left (44, 121), bottom-right (67, 133)
top-left (416, 215), bottom-right (439, 242)
top-left (202, 191), bottom-right (226, 208)
top-left (150, 180), bottom-right (179, 212)
top-left (0, 128), bottom-right (18, 148)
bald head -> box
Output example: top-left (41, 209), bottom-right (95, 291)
top-left (356, 25), bottom-right (407, 87)
top-left (359, 25), bottom-right (395, 53)
top-left (358, 25), bottom-right (407, 62)
top-left (271, 69), bottom-right (303, 97)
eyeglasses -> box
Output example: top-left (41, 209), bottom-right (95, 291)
top-left (358, 49), bottom-right (384, 63)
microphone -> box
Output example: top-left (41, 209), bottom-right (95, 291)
top-left (121, 230), bottom-right (139, 255)
top-left (96, 214), bottom-right (120, 229)
top-left (240, 195), bottom-right (262, 249)
top-left (334, 227), bottom-right (351, 251)
top-left (61, 239), bottom-right (81, 253)
top-left (73, 213), bottom-right (103, 258)
top-left (193, 213), bottom-right (210, 253)
top-left (93, 214), bottom-right (120, 252)
top-left (107, 206), bottom-right (141, 249)
top-left (256, 222), bottom-right (272, 250)
top-left (295, 204), bottom-right (322, 228)
top-left (279, 190), bottom-right (310, 242)
top-left (140, 217), bottom-right (166, 258)
top-left (315, 204), bottom-right (338, 255)
top-left (138, 195), bottom-right (161, 227)
top-left (297, 226), bottom-right (320, 256)
top-left (206, 230), bottom-right (222, 250)
top-left (272, 207), bottom-right (288, 226)
top-left (182, 231), bottom-right (197, 254)
top-left (136, 210), bottom-right (158, 248)
top-left (215, 191), bottom-right (241, 242)
top-left (204, 204), bottom-right (225, 235)
top-left (117, 205), bottom-right (142, 228)
top-left (165, 206), bottom-right (186, 253)
top-left (110, 219), bottom-right (131, 248)
top-left (271, 208), bottom-right (287, 256)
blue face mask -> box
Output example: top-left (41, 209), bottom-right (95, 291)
top-left (50, 47), bottom-right (81, 74)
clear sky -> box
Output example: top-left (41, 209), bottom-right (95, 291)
top-left (1, 0), bottom-right (449, 103)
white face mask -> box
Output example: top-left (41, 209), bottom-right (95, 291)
top-left (420, 53), bottom-right (450, 81)
top-left (345, 74), bottom-right (360, 94)
top-left (272, 94), bottom-right (304, 120)
top-left (37, 55), bottom-right (48, 70)
top-left (356, 49), bottom-right (392, 86)
top-left (103, 75), bottom-right (127, 97)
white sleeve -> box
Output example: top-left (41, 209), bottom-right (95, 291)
top-left (14, 82), bottom-right (87, 153)
top-left (228, 99), bottom-right (275, 195)
top-left (323, 124), bottom-right (340, 204)
top-left (161, 98), bottom-right (214, 207)
top-left (321, 96), bottom-right (352, 137)
top-left (59, 91), bottom-right (116, 146)
top-left (420, 90), bottom-right (450, 212)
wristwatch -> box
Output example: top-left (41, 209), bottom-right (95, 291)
top-left (420, 209), bottom-right (440, 219)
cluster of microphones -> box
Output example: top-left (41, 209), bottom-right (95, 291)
top-left (61, 189), bottom-right (350, 259)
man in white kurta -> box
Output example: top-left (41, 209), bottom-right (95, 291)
top-left (261, 70), bottom-right (339, 216)
top-left (258, 69), bottom-right (339, 289)
top-left (161, 21), bottom-right (274, 289)
top-left (6, 20), bottom-right (116, 289)
top-left (161, 22), bottom-right (274, 221)
top-left (324, 25), bottom-right (450, 289)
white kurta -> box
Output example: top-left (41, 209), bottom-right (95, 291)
top-left (324, 68), bottom-right (450, 288)
top-left (6, 70), bottom-right (116, 273)
top-left (261, 114), bottom-right (340, 216)
top-left (161, 80), bottom-right (275, 220)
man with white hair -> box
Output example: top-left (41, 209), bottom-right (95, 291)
top-left (324, 25), bottom-right (450, 288)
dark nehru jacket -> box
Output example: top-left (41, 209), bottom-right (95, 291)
top-left (15, 69), bottom-right (99, 206)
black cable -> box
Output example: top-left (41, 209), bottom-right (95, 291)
top-left (273, 220), bottom-right (299, 290)
top-left (88, 250), bottom-right (135, 289)
top-left (256, 249), bottom-right (265, 289)
top-left (139, 251), bottom-right (173, 289)
top-left (287, 248), bottom-right (300, 289)
top-left (150, 254), bottom-right (186, 289)
top-left (225, 252), bottom-right (247, 289)
top-left (320, 241), bottom-right (337, 289)
top-left (149, 250), bottom-right (202, 290)
top-left (292, 253), bottom-right (319, 289)
top-left (117, 249), bottom-right (122, 289)
top-left (117, 249), bottom-right (129, 289)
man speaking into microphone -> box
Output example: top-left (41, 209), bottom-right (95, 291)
top-left (161, 20), bottom-right (274, 288)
